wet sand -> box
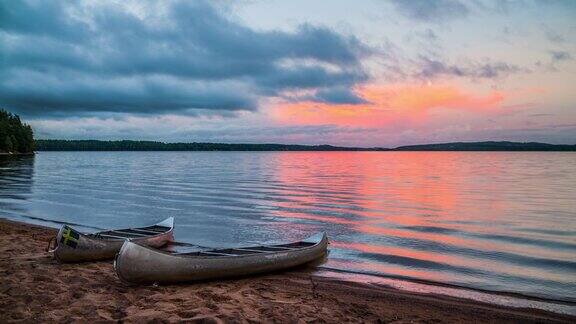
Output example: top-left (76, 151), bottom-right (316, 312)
top-left (1, 219), bottom-right (574, 323)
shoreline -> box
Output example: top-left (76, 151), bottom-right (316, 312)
top-left (8, 214), bottom-right (576, 308)
top-left (33, 139), bottom-right (576, 151)
top-left (1, 218), bottom-right (574, 322)
top-left (0, 152), bottom-right (35, 156)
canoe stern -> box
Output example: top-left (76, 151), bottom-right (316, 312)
top-left (53, 225), bottom-right (122, 263)
top-left (51, 217), bottom-right (175, 263)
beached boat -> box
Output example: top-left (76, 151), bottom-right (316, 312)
top-left (114, 232), bottom-right (328, 284)
top-left (48, 217), bottom-right (174, 263)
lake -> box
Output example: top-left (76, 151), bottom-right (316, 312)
top-left (1, 151), bottom-right (575, 303)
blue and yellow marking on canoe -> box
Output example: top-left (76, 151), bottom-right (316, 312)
top-left (60, 226), bottom-right (80, 248)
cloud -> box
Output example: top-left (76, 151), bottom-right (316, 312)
top-left (0, 0), bottom-right (369, 117)
top-left (549, 50), bottom-right (573, 62)
top-left (302, 87), bottom-right (369, 105)
top-left (389, 0), bottom-right (469, 23)
top-left (390, 0), bottom-right (576, 25)
top-left (543, 27), bottom-right (566, 44)
top-left (534, 50), bottom-right (574, 71)
top-left (415, 57), bottom-right (527, 80)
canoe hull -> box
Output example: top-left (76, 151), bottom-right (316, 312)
top-left (114, 233), bottom-right (328, 284)
top-left (52, 218), bottom-right (174, 263)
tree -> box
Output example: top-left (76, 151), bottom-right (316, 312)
top-left (0, 109), bottom-right (35, 154)
top-left (4, 136), bottom-right (13, 152)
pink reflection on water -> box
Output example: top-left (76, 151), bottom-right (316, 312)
top-left (261, 152), bottom-right (576, 281)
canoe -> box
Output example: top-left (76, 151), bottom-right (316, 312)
top-left (48, 217), bottom-right (174, 263)
top-left (114, 232), bottom-right (328, 284)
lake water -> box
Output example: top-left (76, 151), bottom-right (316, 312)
top-left (1, 151), bottom-right (575, 305)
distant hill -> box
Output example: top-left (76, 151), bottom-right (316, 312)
top-left (0, 109), bottom-right (34, 154)
top-left (34, 140), bottom-right (575, 151)
top-left (394, 141), bottom-right (576, 151)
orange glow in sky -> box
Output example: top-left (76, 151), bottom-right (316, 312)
top-left (273, 84), bottom-right (505, 127)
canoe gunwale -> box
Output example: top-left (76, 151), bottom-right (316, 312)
top-left (130, 232), bottom-right (326, 260)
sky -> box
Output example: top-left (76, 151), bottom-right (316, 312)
top-left (1, 0), bottom-right (575, 147)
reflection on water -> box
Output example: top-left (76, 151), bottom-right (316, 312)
top-left (0, 151), bottom-right (575, 303)
top-left (0, 155), bottom-right (34, 210)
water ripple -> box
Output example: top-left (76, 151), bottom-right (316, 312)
top-left (0, 151), bottom-right (575, 303)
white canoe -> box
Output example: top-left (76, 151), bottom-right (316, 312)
top-left (114, 232), bottom-right (328, 284)
top-left (49, 217), bottom-right (174, 263)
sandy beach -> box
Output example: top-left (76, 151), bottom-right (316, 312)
top-left (0, 219), bottom-right (574, 323)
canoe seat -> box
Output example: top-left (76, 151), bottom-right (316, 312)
top-left (276, 242), bottom-right (316, 248)
top-left (140, 225), bottom-right (171, 233)
top-left (112, 230), bottom-right (149, 237)
top-left (174, 251), bottom-right (239, 257)
top-left (125, 228), bottom-right (165, 236)
top-left (211, 248), bottom-right (259, 255)
top-left (93, 233), bottom-right (129, 240)
top-left (103, 231), bottom-right (146, 238)
top-left (232, 248), bottom-right (272, 253)
top-left (92, 230), bottom-right (149, 239)
top-left (238, 246), bottom-right (294, 252)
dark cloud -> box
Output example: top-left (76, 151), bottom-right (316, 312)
top-left (390, 0), bottom-right (469, 23)
top-left (544, 28), bottom-right (566, 44)
top-left (549, 50), bottom-right (572, 62)
top-left (390, 0), bottom-right (576, 24)
top-left (309, 87), bottom-right (369, 105)
top-left (0, 0), bottom-right (369, 117)
top-left (415, 57), bottom-right (527, 79)
top-left (534, 50), bottom-right (574, 71)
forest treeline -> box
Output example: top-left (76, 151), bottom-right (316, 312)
top-left (395, 141), bottom-right (576, 151)
top-left (34, 140), bottom-right (576, 151)
top-left (35, 140), bottom-right (376, 151)
top-left (0, 109), bottom-right (34, 154)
